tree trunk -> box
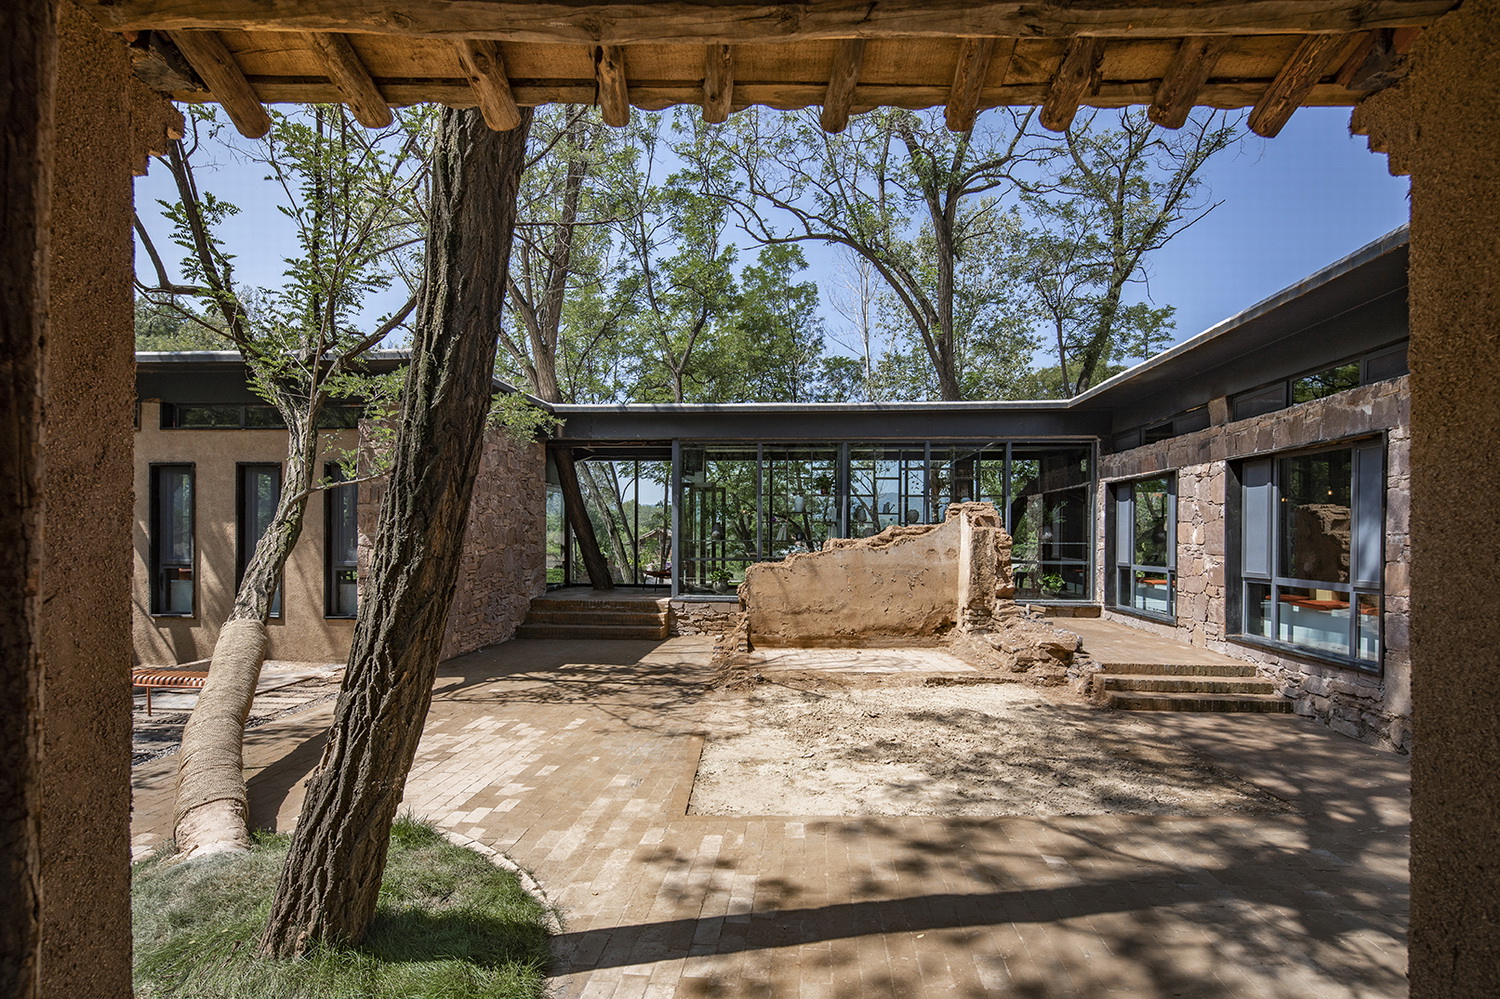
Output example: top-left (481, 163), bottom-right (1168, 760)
top-left (172, 414), bottom-right (320, 857)
top-left (555, 448), bottom-right (615, 589)
top-left (260, 106), bottom-right (532, 957)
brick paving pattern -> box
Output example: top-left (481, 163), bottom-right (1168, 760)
top-left (131, 636), bottom-right (1409, 998)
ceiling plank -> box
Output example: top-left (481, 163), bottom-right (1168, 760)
top-left (89, 1), bottom-right (1460, 44)
top-left (304, 32), bottom-right (392, 128)
top-left (455, 38), bottom-right (522, 130)
top-left (703, 43), bottom-right (734, 123)
top-left (1148, 35), bottom-right (1229, 129)
top-left (820, 38), bottom-right (866, 133)
top-left (946, 37), bottom-right (1014, 132)
top-left (167, 29), bottom-right (270, 137)
top-left (1247, 32), bottom-right (1353, 137)
top-left (595, 44), bottom-right (631, 126)
top-left (1040, 36), bottom-right (1104, 132)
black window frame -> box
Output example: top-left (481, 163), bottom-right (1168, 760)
top-left (324, 464), bottom-right (360, 619)
top-left (1229, 438), bottom-right (1386, 672)
top-left (236, 462), bottom-right (284, 620)
top-left (149, 463), bottom-right (196, 617)
top-left (1109, 474), bottom-right (1177, 623)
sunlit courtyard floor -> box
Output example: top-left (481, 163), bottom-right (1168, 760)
top-left (131, 635), bottom-right (1409, 999)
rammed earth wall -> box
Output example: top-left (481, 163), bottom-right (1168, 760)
top-left (1096, 376), bottom-right (1411, 752)
top-left (360, 427), bottom-right (547, 661)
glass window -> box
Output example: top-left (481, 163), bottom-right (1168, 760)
top-left (244, 405), bottom-right (286, 428)
top-left (150, 464), bottom-right (195, 615)
top-left (1009, 446), bottom-right (1091, 601)
top-left (325, 465), bottom-right (360, 618)
top-left (1235, 443), bottom-right (1384, 668)
top-left (237, 464), bottom-right (283, 618)
top-left (1292, 362), bottom-right (1361, 405)
top-left (1232, 383), bottom-right (1288, 421)
top-left (1363, 343), bottom-right (1408, 383)
top-left (680, 446), bottom-right (759, 594)
top-left (1111, 476), bottom-right (1175, 620)
top-left (167, 404), bottom-right (242, 429)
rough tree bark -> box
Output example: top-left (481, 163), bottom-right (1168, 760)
top-left (259, 105), bottom-right (532, 956)
top-left (171, 411), bottom-right (322, 857)
top-left (1, 2), bottom-right (54, 994)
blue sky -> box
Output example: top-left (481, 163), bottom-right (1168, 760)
top-left (134, 104), bottom-right (1409, 357)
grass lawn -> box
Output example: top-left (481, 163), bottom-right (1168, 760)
top-left (132, 817), bottom-right (551, 999)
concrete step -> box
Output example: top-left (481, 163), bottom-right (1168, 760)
top-left (514, 623), bottom-right (669, 641)
top-left (1101, 675), bottom-right (1278, 695)
top-left (1107, 691), bottom-right (1292, 713)
top-left (523, 609), bottom-right (667, 626)
top-left (1094, 661), bottom-right (1260, 677)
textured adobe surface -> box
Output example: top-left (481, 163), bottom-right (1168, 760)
top-left (1352, 2), bottom-right (1500, 994)
top-left (41, 8), bottom-right (178, 997)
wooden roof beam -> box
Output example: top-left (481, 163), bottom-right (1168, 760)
top-left (946, 37), bottom-right (1015, 132)
top-left (1040, 36), bottom-right (1104, 133)
top-left (594, 45), bottom-right (631, 126)
top-left (1148, 36), bottom-right (1228, 129)
top-left (820, 38), bottom-right (866, 133)
top-left (89, 1), bottom-right (1460, 44)
top-left (455, 39), bottom-right (522, 130)
top-left (304, 32), bottom-right (391, 129)
top-left (702, 43), bottom-right (734, 123)
top-left (1247, 32), bottom-right (1355, 137)
top-left (166, 30), bottom-right (269, 138)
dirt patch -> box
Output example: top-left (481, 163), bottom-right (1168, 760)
top-left (688, 666), bottom-right (1292, 818)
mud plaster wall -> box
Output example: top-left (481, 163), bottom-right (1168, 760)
top-left (1351, 3), bottom-right (1500, 994)
top-left (132, 403), bottom-right (359, 664)
top-left (1096, 377), bottom-right (1411, 752)
top-left (41, 7), bottom-right (179, 997)
top-left (742, 504), bottom-right (1007, 646)
top-left (360, 427), bottom-right (546, 661)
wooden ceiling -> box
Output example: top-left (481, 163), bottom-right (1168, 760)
top-left (85, 1), bottom-right (1461, 139)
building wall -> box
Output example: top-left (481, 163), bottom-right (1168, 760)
top-left (131, 400), bottom-right (359, 664)
top-left (1352, 2), bottom-right (1500, 991)
top-left (360, 426), bottom-right (548, 661)
top-left (1096, 376), bottom-right (1411, 751)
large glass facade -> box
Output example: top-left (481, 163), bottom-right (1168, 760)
top-left (664, 441), bottom-right (1092, 599)
top-left (558, 457), bottom-right (673, 588)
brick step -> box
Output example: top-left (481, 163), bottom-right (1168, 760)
top-left (514, 623), bottom-right (669, 641)
top-left (529, 599), bottom-right (669, 615)
top-left (1101, 675), bottom-right (1278, 695)
top-left (1107, 691), bottom-right (1292, 713)
top-left (1093, 661), bottom-right (1260, 677)
top-left (523, 609), bottom-right (668, 626)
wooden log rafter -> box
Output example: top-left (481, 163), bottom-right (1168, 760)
top-left (1247, 32), bottom-right (1355, 137)
top-left (455, 38), bottom-right (522, 130)
top-left (946, 36), bottom-right (1015, 132)
top-left (304, 32), bottom-right (392, 129)
top-left (1040, 36), bottom-right (1104, 132)
top-left (702, 43), bottom-right (734, 123)
top-left (1149, 35), bottom-right (1229, 129)
top-left (167, 29), bottom-right (270, 138)
top-left (594, 44), bottom-right (631, 126)
top-left (88, 1), bottom-right (1459, 44)
top-left (820, 38), bottom-right (867, 133)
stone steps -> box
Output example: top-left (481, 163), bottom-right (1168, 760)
top-left (516, 594), bottom-right (670, 641)
top-left (1101, 674), bottom-right (1279, 695)
top-left (1098, 661), bottom-right (1260, 677)
top-left (1106, 691), bottom-right (1292, 713)
top-left (514, 622), bottom-right (669, 641)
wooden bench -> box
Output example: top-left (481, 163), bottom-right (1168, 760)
top-left (131, 669), bottom-right (209, 716)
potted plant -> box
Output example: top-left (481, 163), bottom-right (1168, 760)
top-left (1039, 573), bottom-right (1067, 598)
top-left (708, 567), bottom-right (734, 594)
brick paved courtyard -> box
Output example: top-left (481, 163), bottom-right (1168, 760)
top-left (131, 636), bottom-right (1410, 998)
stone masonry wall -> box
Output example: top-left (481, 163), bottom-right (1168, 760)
top-left (668, 599), bottom-right (741, 636)
top-left (1097, 376), bottom-right (1411, 752)
top-left (360, 427), bottom-right (547, 662)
